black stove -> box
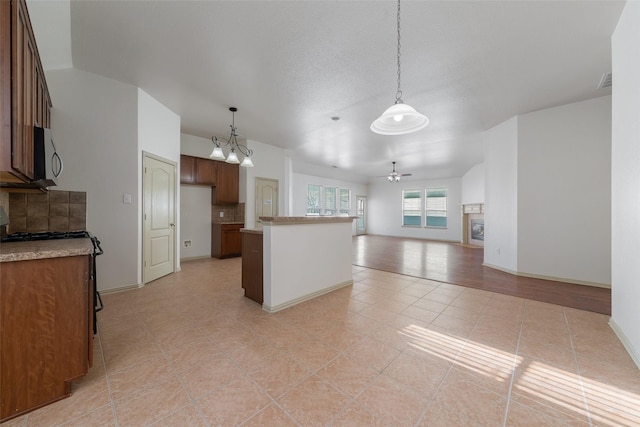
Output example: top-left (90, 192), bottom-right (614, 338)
top-left (1, 230), bottom-right (92, 243)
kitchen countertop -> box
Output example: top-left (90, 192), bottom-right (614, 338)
top-left (0, 238), bottom-right (94, 262)
top-left (259, 216), bottom-right (358, 225)
top-left (240, 228), bottom-right (263, 235)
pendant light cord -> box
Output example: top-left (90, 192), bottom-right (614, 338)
top-left (395, 0), bottom-right (403, 104)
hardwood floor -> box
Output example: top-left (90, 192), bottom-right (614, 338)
top-left (352, 235), bottom-right (611, 315)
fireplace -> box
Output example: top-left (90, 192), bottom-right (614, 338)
top-left (462, 204), bottom-right (484, 247)
top-left (471, 219), bottom-right (484, 241)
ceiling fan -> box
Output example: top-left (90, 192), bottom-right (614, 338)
top-left (380, 161), bottom-right (412, 182)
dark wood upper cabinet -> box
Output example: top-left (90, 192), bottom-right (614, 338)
top-left (213, 161), bottom-right (239, 204)
top-left (180, 155), bottom-right (239, 203)
top-left (0, 0), bottom-right (51, 184)
top-left (180, 154), bottom-right (218, 186)
top-left (195, 157), bottom-right (217, 186)
top-left (179, 155), bottom-right (196, 184)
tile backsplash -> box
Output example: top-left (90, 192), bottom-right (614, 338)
top-left (7, 190), bottom-right (87, 233)
top-left (212, 202), bottom-right (245, 223)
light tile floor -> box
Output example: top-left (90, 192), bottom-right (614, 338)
top-left (4, 258), bottom-right (640, 426)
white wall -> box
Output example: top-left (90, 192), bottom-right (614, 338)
top-left (138, 89), bottom-right (182, 275)
top-left (291, 172), bottom-right (368, 235)
top-left (461, 163), bottom-right (485, 205)
top-left (242, 140), bottom-right (287, 228)
top-left (611, 0), bottom-right (640, 367)
top-left (484, 117), bottom-right (519, 272)
top-left (46, 68), bottom-right (139, 291)
top-left (179, 133), bottom-right (216, 259)
top-left (367, 177), bottom-right (462, 242)
top-left (180, 185), bottom-right (212, 259)
top-left (517, 96), bottom-right (611, 286)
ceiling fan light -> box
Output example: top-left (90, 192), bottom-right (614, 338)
top-left (210, 146), bottom-right (225, 160)
top-left (371, 103), bottom-right (429, 135)
top-left (226, 151), bottom-right (240, 164)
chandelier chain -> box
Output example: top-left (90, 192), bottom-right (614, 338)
top-left (395, 0), bottom-right (403, 104)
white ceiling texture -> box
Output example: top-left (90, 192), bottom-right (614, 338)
top-left (31, 0), bottom-right (624, 182)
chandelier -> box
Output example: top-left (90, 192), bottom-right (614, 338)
top-left (210, 107), bottom-right (254, 167)
top-left (370, 0), bottom-right (429, 135)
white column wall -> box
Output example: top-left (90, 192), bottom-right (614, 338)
top-left (461, 163), bottom-right (485, 205)
top-left (517, 96), bottom-right (611, 286)
top-left (138, 89), bottom-right (181, 276)
top-left (46, 68), bottom-right (139, 291)
top-left (611, 0), bottom-right (640, 367)
top-left (242, 140), bottom-right (287, 228)
top-left (484, 117), bottom-right (519, 272)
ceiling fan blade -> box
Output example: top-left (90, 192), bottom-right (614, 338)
top-left (400, 173), bottom-right (412, 177)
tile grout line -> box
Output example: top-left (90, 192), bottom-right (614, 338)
top-left (563, 307), bottom-right (594, 427)
top-left (501, 298), bottom-right (526, 427)
top-left (96, 328), bottom-right (120, 427)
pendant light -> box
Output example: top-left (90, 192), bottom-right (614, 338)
top-left (210, 107), bottom-right (254, 167)
top-left (371, 0), bottom-right (429, 135)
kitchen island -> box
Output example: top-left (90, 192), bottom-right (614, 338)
top-left (242, 216), bottom-right (357, 313)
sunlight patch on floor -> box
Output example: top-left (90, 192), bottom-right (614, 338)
top-left (401, 324), bottom-right (520, 382)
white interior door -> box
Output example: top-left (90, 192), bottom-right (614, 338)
top-left (255, 177), bottom-right (279, 228)
top-left (143, 153), bottom-right (176, 284)
top-left (356, 195), bottom-right (367, 235)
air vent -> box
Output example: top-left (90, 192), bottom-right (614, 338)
top-left (598, 72), bottom-right (612, 89)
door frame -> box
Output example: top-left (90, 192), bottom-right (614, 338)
top-left (356, 195), bottom-right (367, 235)
top-left (255, 177), bottom-right (279, 228)
top-left (142, 151), bottom-right (177, 285)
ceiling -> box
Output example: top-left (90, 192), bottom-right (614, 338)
top-left (30, 0), bottom-right (624, 183)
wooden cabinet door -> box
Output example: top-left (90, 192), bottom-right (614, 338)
top-left (12, 0), bottom-right (35, 179)
top-left (179, 155), bottom-right (196, 184)
top-left (241, 232), bottom-right (263, 304)
top-left (1, 255), bottom-right (90, 421)
top-left (195, 157), bottom-right (216, 185)
top-left (213, 161), bottom-right (239, 204)
top-left (222, 225), bottom-right (242, 257)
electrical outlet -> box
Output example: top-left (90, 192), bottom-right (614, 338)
top-left (219, 212), bottom-right (224, 217)
top-left (183, 240), bottom-right (192, 248)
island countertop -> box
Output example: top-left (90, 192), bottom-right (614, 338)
top-left (259, 216), bottom-right (358, 226)
top-left (0, 238), bottom-right (94, 262)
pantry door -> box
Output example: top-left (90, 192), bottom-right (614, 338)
top-left (143, 153), bottom-right (176, 284)
top-left (255, 177), bottom-right (278, 229)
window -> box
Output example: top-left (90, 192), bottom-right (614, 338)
top-left (339, 189), bottom-right (351, 215)
top-left (402, 190), bottom-right (422, 226)
top-left (324, 187), bottom-right (336, 215)
top-left (426, 188), bottom-right (447, 228)
top-left (307, 184), bottom-right (321, 215)
top-left (307, 185), bottom-right (351, 216)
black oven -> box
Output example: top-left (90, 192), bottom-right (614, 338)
top-left (1, 231), bottom-right (104, 333)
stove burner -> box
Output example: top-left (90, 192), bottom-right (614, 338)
top-left (1, 231), bottom-right (91, 243)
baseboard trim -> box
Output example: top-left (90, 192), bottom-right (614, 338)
top-left (99, 283), bottom-right (141, 295)
top-left (482, 263), bottom-right (611, 289)
top-left (609, 318), bottom-right (640, 370)
top-left (262, 280), bottom-right (353, 314)
top-left (180, 255), bottom-right (212, 262)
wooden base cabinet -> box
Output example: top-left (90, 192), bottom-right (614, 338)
top-left (211, 223), bottom-right (243, 259)
top-left (0, 255), bottom-right (93, 422)
top-left (241, 231), bottom-right (263, 304)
